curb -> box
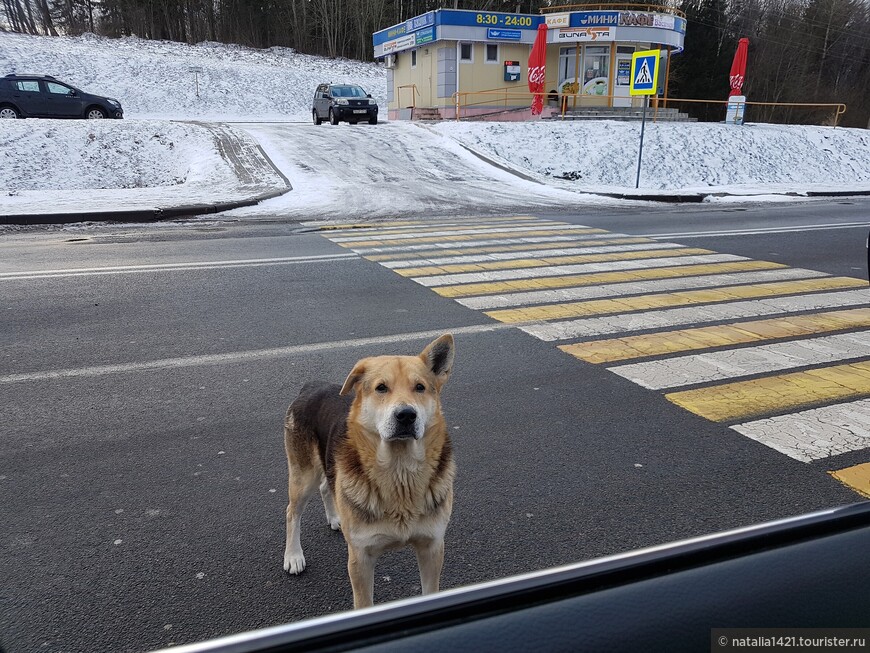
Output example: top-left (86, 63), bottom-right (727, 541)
top-left (0, 187), bottom-right (289, 226)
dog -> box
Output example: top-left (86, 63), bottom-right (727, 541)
top-left (282, 334), bottom-right (456, 609)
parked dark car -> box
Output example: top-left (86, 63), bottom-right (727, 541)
top-left (0, 74), bottom-right (123, 119)
top-left (312, 83), bottom-right (378, 125)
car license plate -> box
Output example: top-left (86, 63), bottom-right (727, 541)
top-left (353, 109), bottom-right (367, 114)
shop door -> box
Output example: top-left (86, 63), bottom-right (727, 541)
top-left (613, 54), bottom-right (632, 107)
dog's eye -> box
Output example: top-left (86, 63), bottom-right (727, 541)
top-left (376, 383), bottom-right (388, 394)
top-left (415, 383), bottom-right (426, 393)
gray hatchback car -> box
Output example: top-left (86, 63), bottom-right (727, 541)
top-left (312, 83), bottom-right (378, 125)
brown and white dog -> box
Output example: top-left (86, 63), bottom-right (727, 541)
top-left (282, 334), bottom-right (456, 609)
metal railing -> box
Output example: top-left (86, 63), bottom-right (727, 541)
top-left (450, 89), bottom-right (847, 126)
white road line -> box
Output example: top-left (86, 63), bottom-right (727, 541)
top-left (0, 322), bottom-right (519, 385)
top-left (381, 242), bottom-right (681, 268)
top-left (321, 219), bottom-right (551, 237)
top-left (456, 268), bottom-right (828, 310)
top-left (315, 216), bottom-right (539, 233)
top-left (610, 331), bottom-right (870, 390)
top-left (0, 253), bottom-right (359, 281)
top-left (643, 221), bottom-right (870, 240)
top-left (326, 223), bottom-right (595, 242)
top-left (521, 289), bottom-right (870, 341)
top-left (732, 399), bottom-right (870, 462)
top-left (415, 254), bottom-right (745, 287)
top-left (344, 233), bottom-right (632, 255)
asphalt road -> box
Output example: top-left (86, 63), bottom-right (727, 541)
top-left (2, 199), bottom-right (870, 653)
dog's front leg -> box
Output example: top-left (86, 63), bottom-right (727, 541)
top-left (347, 543), bottom-right (377, 609)
top-left (412, 537), bottom-right (445, 595)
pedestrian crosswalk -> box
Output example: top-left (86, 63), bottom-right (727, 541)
top-left (320, 216), bottom-right (870, 498)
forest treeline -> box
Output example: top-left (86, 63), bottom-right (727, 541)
top-left (2, 0), bottom-right (868, 126)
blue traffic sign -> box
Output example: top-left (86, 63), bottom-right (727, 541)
top-left (630, 49), bottom-right (660, 96)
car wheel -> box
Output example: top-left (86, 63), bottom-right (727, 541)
top-left (0, 105), bottom-right (20, 119)
top-left (312, 109), bottom-right (322, 125)
top-left (368, 116), bottom-right (378, 125)
top-left (86, 107), bottom-right (107, 119)
top-left (329, 108), bottom-right (339, 125)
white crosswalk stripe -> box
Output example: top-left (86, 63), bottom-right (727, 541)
top-left (520, 290), bottom-right (870, 341)
top-left (414, 254), bottom-right (745, 287)
top-left (381, 242), bottom-right (683, 268)
top-left (610, 331), bottom-right (870, 390)
top-left (456, 268), bottom-right (828, 309)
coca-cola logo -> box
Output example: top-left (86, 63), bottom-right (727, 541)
top-left (528, 66), bottom-right (546, 84)
top-left (730, 73), bottom-right (744, 89)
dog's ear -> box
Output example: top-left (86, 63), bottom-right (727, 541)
top-left (420, 334), bottom-right (454, 387)
top-left (340, 360), bottom-right (366, 396)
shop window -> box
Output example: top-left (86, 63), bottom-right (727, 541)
top-left (485, 43), bottom-right (498, 63)
top-left (459, 42), bottom-right (473, 62)
top-left (411, 49), bottom-right (417, 68)
top-left (582, 45), bottom-right (610, 96)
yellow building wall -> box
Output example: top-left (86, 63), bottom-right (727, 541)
top-left (456, 41), bottom-right (533, 108)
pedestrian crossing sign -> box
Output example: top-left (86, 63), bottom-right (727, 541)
top-left (630, 49), bottom-right (660, 96)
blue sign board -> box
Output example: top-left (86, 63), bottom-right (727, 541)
top-left (437, 9), bottom-right (540, 29)
top-left (487, 28), bottom-right (522, 41)
top-left (416, 27), bottom-right (435, 45)
top-left (572, 11), bottom-right (619, 27)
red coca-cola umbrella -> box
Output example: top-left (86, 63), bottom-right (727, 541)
top-left (729, 37), bottom-right (749, 97)
top-left (528, 23), bottom-right (548, 115)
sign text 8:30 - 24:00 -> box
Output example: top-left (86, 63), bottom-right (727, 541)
top-left (476, 13), bottom-right (533, 26)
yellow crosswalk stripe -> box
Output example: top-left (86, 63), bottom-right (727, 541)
top-left (830, 462), bottom-right (870, 498)
top-left (397, 247), bottom-right (712, 277)
top-left (485, 277), bottom-right (866, 323)
top-left (318, 216), bottom-right (536, 232)
top-left (334, 228), bottom-right (607, 248)
top-left (560, 307), bottom-right (870, 364)
top-left (364, 237), bottom-right (654, 261)
top-left (432, 260), bottom-right (785, 298)
top-left (665, 361), bottom-right (870, 422)
top-left (330, 220), bottom-right (556, 238)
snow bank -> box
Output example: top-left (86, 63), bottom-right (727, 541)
top-left (0, 32), bottom-right (387, 120)
top-left (433, 121), bottom-right (870, 193)
top-left (0, 120), bottom-right (211, 190)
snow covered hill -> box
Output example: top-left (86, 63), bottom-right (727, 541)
top-left (0, 32), bottom-right (387, 120)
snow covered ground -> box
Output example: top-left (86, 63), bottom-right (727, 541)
top-left (431, 121), bottom-right (870, 196)
top-left (1, 31), bottom-right (870, 223)
top-left (0, 32), bottom-right (387, 120)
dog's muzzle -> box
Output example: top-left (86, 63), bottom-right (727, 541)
top-left (389, 406), bottom-right (418, 440)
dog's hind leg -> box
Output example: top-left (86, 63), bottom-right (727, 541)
top-left (319, 476), bottom-right (341, 531)
top-left (283, 465), bottom-right (319, 574)
top-left (283, 412), bottom-right (320, 574)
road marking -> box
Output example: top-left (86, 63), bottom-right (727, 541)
top-left (316, 216), bottom-right (536, 232)
top-left (459, 268), bottom-right (827, 310)
top-left (830, 462), bottom-right (870, 498)
top-left (365, 237), bottom-right (653, 262)
top-left (381, 242), bottom-right (682, 269)
top-left (664, 361), bottom-right (870, 423)
top-left (611, 331), bottom-right (870, 390)
top-left (397, 245), bottom-right (696, 277)
top-left (0, 253), bottom-right (359, 281)
top-left (0, 322), bottom-right (520, 385)
top-left (324, 219), bottom-right (552, 238)
top-left (560, 308), bottom-right (870, 364)
top-left (729, 400), bottom-right (870, 462)
top-left (329, 224), bottom-right (601, 244)
top-left (521, 289), bottom-right (870, 341)
top-left (336, 228), bottom-right (606, 248)
top-left (643, 221), bottom-right (870, 240)
top-left (433, 260), bottom-right (784, 298)
top-left (349, 233), bottom-right (629, 255)
top-left (486, 277), bottom-right (866, 324)
top-left (415, 253), bottom-right (738, 287)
